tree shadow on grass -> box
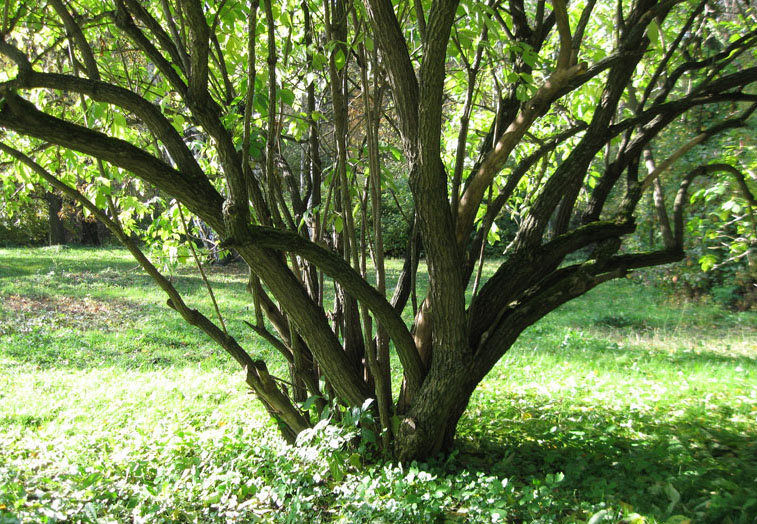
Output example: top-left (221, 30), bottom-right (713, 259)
top-left (453, 394), bottom-right (757, 523)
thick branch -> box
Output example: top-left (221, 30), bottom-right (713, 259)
top-left (113, 0), bottom-right (188, 95)
top-left (474, 248), bottom-right (684, 375)
top-left (228, 226), bottom-right (425, 393)
top-left (180, 0), bottom-right (210, 101)
top-left (364, 0), bottom-right (419, 145)
top-left (469, 219), bottom-right (635, 345)
top-left (122, 0), bottom-right (189, 78)
top-left (0, 94), bottom-right (224, 231)
top-left (48, 0), bottom-right (100, 79)
top-left (236, 244), bottom-right (373, 407)
top-left (455, 58), bottom-right (586, 248)
top-left (3, 70), bottom-right (205, 181)
top-left (465, 122), bottom-right (588, 273)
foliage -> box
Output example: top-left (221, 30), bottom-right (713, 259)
top-left (1, 249), bottom-right (755, 523)
top-left (380, 182), bottom-right (413, 258)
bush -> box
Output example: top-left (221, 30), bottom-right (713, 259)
top-left (0, 200), bottom-right (48, 246)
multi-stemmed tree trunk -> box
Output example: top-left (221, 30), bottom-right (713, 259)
top-left (1, 0), bottom-right (756, 461)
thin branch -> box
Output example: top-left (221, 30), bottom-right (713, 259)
top-left (178, 202), bottom-right (228, 335)
top-left (640, 103), bottom-right (757, 192)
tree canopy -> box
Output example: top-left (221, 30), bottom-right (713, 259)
top-left (1, 0), bottom-right (755, 461)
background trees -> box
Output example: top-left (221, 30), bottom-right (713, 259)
top-left (1, 0), bottom-right (755, 460)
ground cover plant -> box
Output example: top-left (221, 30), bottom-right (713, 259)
top-left (1, 247), bottom-right (755, 523)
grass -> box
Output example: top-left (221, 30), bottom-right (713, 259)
top-left (0, 246), bottom-right (755, 523)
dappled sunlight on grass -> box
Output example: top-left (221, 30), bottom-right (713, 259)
top-left (1, 248), bottom-right (755, 522)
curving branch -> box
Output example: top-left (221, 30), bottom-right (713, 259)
top-left (641, 103), bottom-right (757, 193)
top-left (674, 163), bottom-right (757, 249)
top-left (638, 0), bottom-right (707, 109)
top-left (653, 29), bottom-right (757, 107)
top-left (0, 37), bottom-right (31, 73)
top-left (552, 0), bottom-right (573, 70)
top-left (0, 93), bottom-right (225, 231)
top-left (0, 68), bottom-right (205, 181)
top-left (48, 0), bottom-right (100, 80)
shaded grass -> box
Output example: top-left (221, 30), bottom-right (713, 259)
top-left (0, 246), bottom-right (755, 523)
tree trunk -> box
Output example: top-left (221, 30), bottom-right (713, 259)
top-left (80, 218), bottom-right (100, 245)
top-left (395, 357), bottom-right (476, 461)
top-left (45, 191), bottom-right (66, 245)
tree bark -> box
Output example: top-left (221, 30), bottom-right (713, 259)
top-left (45, 191), bottom-right (66, 246)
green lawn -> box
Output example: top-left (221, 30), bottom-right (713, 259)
top-left (0, 246), bottom-right (755, 523)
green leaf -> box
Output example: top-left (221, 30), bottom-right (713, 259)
top-left (334, 49), bottom-right (346, 70)
top-left (516, 85), bottom-right (530, 102)
top-left (279, 88), bottom-right (295, 107)
top-left (312, 52), bottom-right (327, 70)
top-left (253, 93), bottom-right (268, 114)
top-left (302, 395), bottom-right (321, 411)
top-left (699, 254), bottom-right (717, 271)
top-left (112, 112), bottom-right (127, 135)
top-left (647, 20), bottom-right (663, 55)
top-left (90, 102), bottom-right (106, 123)
top-left (95, 191), bottom-right (106, 209)
top-left (387, 145), bottom-right (402, 161)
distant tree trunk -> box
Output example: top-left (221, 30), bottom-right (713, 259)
top-left (45, 191), bottom-right (65, 245)
top-left (80, 219), bottom-right (100, 245)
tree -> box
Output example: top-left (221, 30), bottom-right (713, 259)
top-left (1, 0), bottom-right (756, 461)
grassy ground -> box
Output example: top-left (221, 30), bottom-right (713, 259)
top-left (0, 246), bottom-right (755, 523)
